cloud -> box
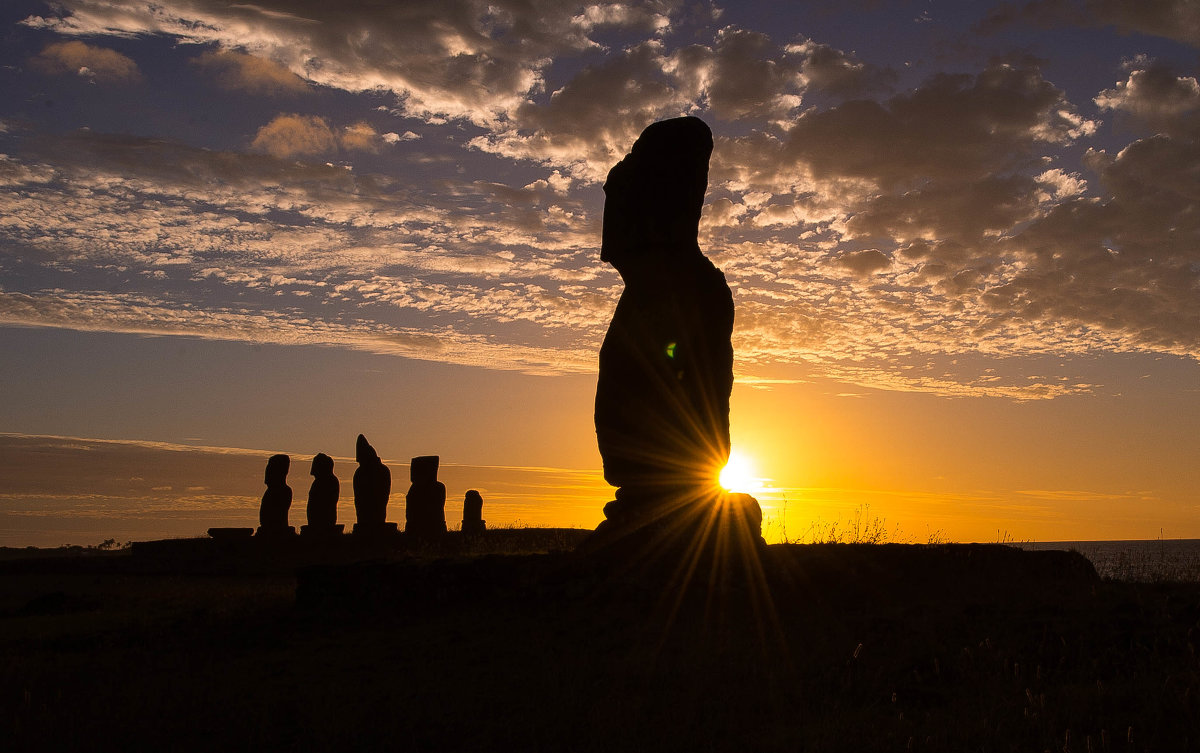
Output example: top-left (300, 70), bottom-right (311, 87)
top-left (669, 27), bottom-right (805, 121)
top-left (982, 0), bottom-right (1200, 48)
top-left (0, 289), bottom-right (595, 375)
top-left (22, 0), bottom-right (669, 125)
top-left (782, 61), bottom-right (1093, 188)
top-left (571, 3), bottom-right (672, 33)
top-left (30, 40), bottom-right (141, 83)
top-left (786, 38), bottom-right (896, 96)
top-left (474, 40), bottom-right (692, 179)
top-left (8, 6), bottom-right (1200, 402)
top-left (1095, 58), bottom-right (1200, 132)
top-left (847, 175), bottom-right (1042, 250)
top-left (0, 130), bottom-right (612, 372)
top-left (694, 56), bottom-right (1200, 393)
top-left (338, 122), bottom-right (384, 152)
top-left (985, 131), bottom-right (1200, 357)
top-left (10, 102), bottom-right (1178, 402)
top-left (191, 49), bottom-right (307, 94)
top-left (839, 249), bottom-right (891, 276)
top-left (250, 114), bottom-right (389, 157)
top-left (1089, 0), bottom-right (1200, 47)
top-left (476, 24), bottom-right (874, 179)
top-left (15, 3), bottom-right (895, 178)
top-left (1034, 168), bottom-right (1087, 202)
top-left (250, 113), bottom-right (337, 158)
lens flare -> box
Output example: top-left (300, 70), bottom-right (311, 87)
top-left (719, 451), bottom-right (762, 493)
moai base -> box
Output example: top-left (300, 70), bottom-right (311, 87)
top-left (352, 521), bottom-right (399, 539)
top-left (208, 527), bottom-right (254, 541)
top-left (301, 523), bottom-right (345, 538)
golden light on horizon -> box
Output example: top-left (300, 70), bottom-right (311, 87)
top-left (719, 450), bottom-right (766, 494)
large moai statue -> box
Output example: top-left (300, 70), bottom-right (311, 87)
top-left (257, 453), bottom-right (294, 536)
top-left (461, 489), bottom-right (486, 535)
top-left (405, 455), bottom-right (447, 538)
top-left (352, 434), bottom-right (391, 529)
top-left (591, 116), bottom-right (762, 548)
top-left (303, 452), bottom-right (341, 536)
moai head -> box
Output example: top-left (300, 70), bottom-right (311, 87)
top-left (311, 452), bottom-right (333, 477)
top-left (601, 116), bottom-right (713, 274)
top-left (264, 454), bottom-right (290, 486)
top-left (410, 455), bottom-right (440, 484)
top-left (355, 434), bottom-right (379, 465)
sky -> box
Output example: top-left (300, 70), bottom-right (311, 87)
top-left (1, 0), bottom-right (1199, 546)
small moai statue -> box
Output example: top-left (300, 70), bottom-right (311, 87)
top-left (257, 454), bottom-right (295, 536)
top-left (353, 434), bottom-right (392, 533)
top-left (461, 489), bottom-right (486, 535)
top-left (405, 455), bottom-right (447, 538)
top-left (302, 452), bottom-right (342, 537)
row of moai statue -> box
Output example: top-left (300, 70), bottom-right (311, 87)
top-left (258, 434), bottom-right (486, 538)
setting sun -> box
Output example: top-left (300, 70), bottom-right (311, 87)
top-left (719, 451), bottom-right (764, 493)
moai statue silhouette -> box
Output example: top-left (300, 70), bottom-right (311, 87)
top-left (590, 116), bottom-right (763, 547)
top-left (302, 452), bottom-right (342, 537)
top-left (405, 455), bottom-right (447, 538)
top-left (461, 489), bottom-right (486, 535)
top-left (257, 453), bottom-right (295, 537)
top-left (352, 434), bottom-right (391, 529)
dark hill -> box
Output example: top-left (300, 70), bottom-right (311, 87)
top-left (1, 533), bottom-right (1196, 752)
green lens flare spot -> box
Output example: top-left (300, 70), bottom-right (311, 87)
top-left (665, 341), bottom-right (677, 359)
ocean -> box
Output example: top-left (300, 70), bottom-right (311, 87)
top-left (1020, 539), bottom-right (1200, 582)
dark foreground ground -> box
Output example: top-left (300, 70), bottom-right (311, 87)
top-left (1, 530), bottom-right (1198, 752)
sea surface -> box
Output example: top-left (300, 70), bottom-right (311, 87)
top-left (1019, 539), bottom-right (1200, 582)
